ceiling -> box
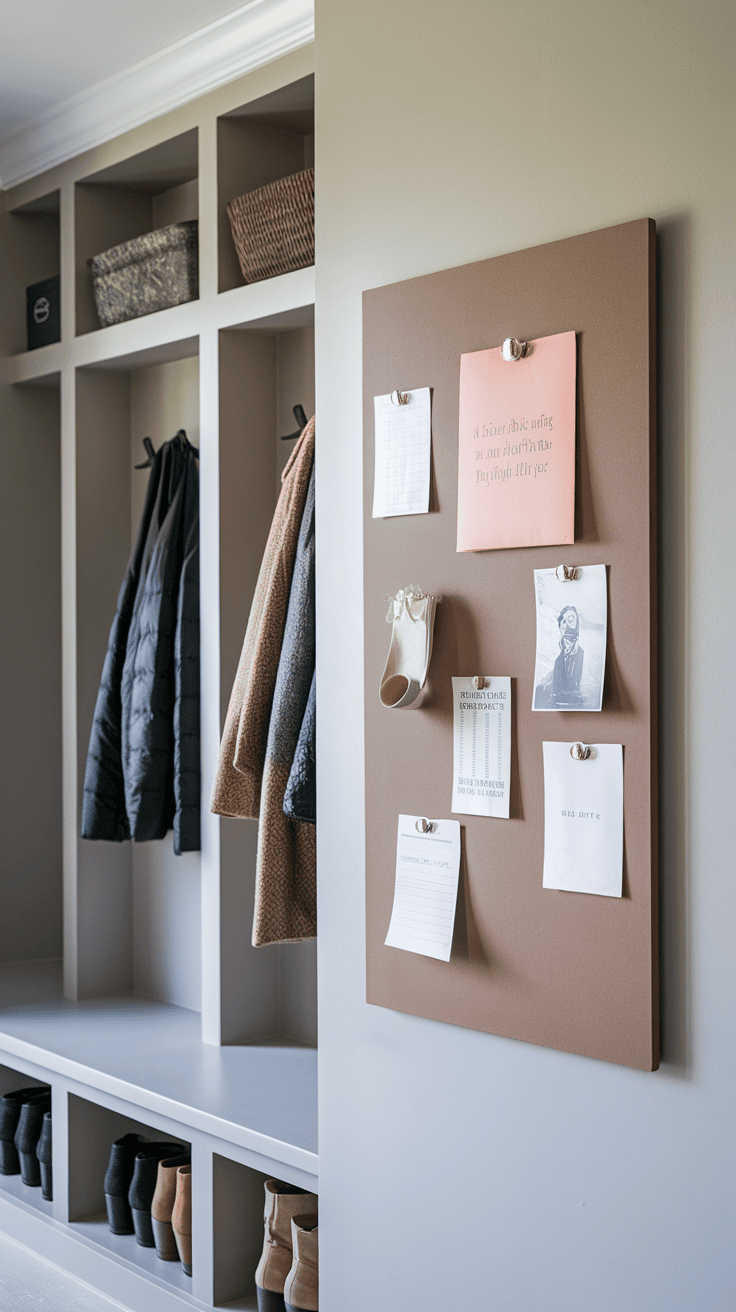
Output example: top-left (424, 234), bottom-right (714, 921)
top-left (0, 0), bottom-right (251, 142)
top-left (0, 0), bottom-right (314, 187)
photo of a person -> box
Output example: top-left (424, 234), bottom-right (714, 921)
top-left (532, 565), bottom-right (607, 711)
top-left (551, 605), bottom-right (584, 707)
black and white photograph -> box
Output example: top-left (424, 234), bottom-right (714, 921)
top-left (532, 565), bottom-right (607, 711)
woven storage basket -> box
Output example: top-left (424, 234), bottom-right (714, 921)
top-left (90, 220), bottom-right (199, 327)
top-left (227, 167), bottom-right (314, 284)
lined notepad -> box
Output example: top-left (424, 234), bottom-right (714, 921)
top-left (384, 815), bottom-right (461, 961)
top-left (372, 387), bottom-right (431, 517)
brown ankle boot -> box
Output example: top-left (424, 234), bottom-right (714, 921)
top-left (171, 1165), bottom-right (192, 1275)
top-left (151, 1154), bottom-right (190, 1260)
top-left (284, 1213), bottom-right (318, 1312)
top-left (255, 1180), bottom-right (318, 1312)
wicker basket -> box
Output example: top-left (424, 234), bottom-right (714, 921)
top-left (226, 167), bottom-right (314, 284)
top-left (90, 220), bottom-right (199, 328)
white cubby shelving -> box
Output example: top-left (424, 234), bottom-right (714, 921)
top-left (0, 41), bottom-right (317, 1312)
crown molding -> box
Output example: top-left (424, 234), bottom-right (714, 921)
top-left (0, 0), bottom-right (314, 189)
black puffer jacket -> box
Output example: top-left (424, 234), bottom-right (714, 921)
top-left (81, 432), bottom-right (200, 853)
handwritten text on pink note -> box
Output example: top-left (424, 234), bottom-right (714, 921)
top-left (457, 330), bottom-right (576, 552)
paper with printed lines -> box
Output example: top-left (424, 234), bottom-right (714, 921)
top-left (384, 815), bottom-right (461, 961)
top-left (372, 387), bottom-right (431, 517)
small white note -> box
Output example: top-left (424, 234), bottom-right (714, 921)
top-left (452, 677), bottom-right (511, 818)
top-left (372, 387), bottom-right (431, 517)
top-left (542, 743), bottom-right (624, 897)
top-left (384, 815), bottom-right (461, 961)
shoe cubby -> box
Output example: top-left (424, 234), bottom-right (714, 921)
top-left (75, 129), bottom-right (199, 337)
top-left (0, 1063), bottom-right (53, 1218)
top-left (3, 189), bottom-right (60, 356)
top-left (67, 1093), bottom-right (193, 1296)
top-left (212, 1154), bottom-right (269, 1308)
top-left (217, 73), bottom-right (314, 294)
top-left (210, 1154), bottom-right (318, 1310)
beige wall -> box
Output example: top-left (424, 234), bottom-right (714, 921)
top-left (315, 2), bottom-right (736, 1307)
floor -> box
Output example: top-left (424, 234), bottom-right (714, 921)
top-left (0, 1231), bottom-right (127, 1310)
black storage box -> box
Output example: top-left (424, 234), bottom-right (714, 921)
top-left (26, 275), bottom-right (60, 350)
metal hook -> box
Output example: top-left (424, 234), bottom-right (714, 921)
top-left (280, 403), bottom-right (309, 441)
top-left (570, 743), bottom-right (592, 761)
top-left (415, 818), bottom-right (435, 833)
top-left (390, 389), bottom-right (410, 405)
top-left (556, 564), bottom-right (579, 582)
top-left (501, 337), bottom-right (528, 362)
top-left (134, 436), bottom-right (157, 469)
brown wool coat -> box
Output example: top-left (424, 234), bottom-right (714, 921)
top-left (210, 417), bottom-right (315, 822)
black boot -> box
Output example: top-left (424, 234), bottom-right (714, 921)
top-left (14, 1093), bottom-right (52, 1186)
top-left (0, 1086), bottom-right (51, 1175)
top-left (128, 1143), bottom-right (186, 1247)
top-left (104, 1133), bottom-right (150, 1234)
top-left (36, 1111), bottom-right (52, 1200)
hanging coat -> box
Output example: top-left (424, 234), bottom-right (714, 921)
top-left (252, 466), bottom-right (315, 946)
top-left (81, 432), bottom-right (200, 853)
top-left (173, 484), bottom-right (201, 855)
top-left (210, 416), bottom-right (315, 821)
top-left (282, 669), bottom-right (316, 825)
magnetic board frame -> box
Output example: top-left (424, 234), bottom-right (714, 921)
top-left (363, 219), bottom-right (658, 1071)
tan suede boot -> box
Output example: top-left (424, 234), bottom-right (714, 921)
top-left (171, 1165), bottom-right (192, 1275)
top-left (255, 1180), bottom-right (318, 1312)
top-left (151, 1154), bottom-right (190, 1261)
top-left (284, 1213), bottom-right (318, 1312)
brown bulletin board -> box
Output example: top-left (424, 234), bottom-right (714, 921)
top-left (363, 219), bottom-right (658, 1071)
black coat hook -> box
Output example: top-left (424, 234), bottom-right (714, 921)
top-left (280, 404), bottom-right (309, 441)
top-left (134, 437), bottom-right (157, 469)
top-left (135, 431), bottom-right (199, 469)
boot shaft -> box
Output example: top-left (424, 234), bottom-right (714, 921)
top-left (151, 1153), bottom-right (191, 1222)
top-left (128, 1143), bottom-right (184, 1211)
top-left (284, 1214), bottom-right (318, 1312)
top-left (171, 1164), bottom-right (192, 1236)
top-left (35, 1112), bottom-right (52, 1165)
top-left (0, 1087), bottom-right (50, 1142)
top-left (103, 1132), bottom-right (150, 1197)
top-left (255, 1180), bottom-right (318, 1295)
top-left (14, 1094), bottom-right (51, 1154)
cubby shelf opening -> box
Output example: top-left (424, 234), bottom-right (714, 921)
top-left (75, 129), bottom-right (199, 338)
top-left (218, 74), bottom-right (314, 295)
top-left (5, 189), bottom-right (60, 358)
top-left (73, 349), bottom-right (201, 1010)
top-left (0, 1064), bottom-right (52, 1221)
top-left (68, 1093), bottom-right (190, 1294)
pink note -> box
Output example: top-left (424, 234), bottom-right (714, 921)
top-left (457, 330), bottom-right (576, 552)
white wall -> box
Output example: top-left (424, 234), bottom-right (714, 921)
top-left (315, 2), bottom-right (736, 1309)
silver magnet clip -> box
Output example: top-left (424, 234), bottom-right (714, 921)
top-left (501, 337), bottom-right (528, 362)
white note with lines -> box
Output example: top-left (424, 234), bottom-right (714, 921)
top-left (384, 815), bottom-right (461, 961)
top-left (372, 387), bottom-right (431, 517)
top-left (451, 676), bottom-right (511, 818)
